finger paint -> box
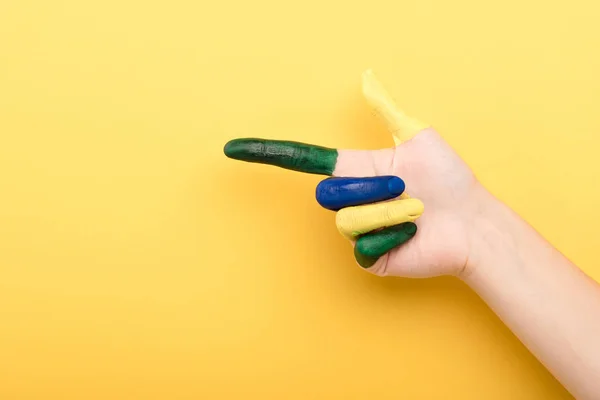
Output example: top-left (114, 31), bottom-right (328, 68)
top-left (315, 176), bottom-right (405, 211)
top-left (354, 222), bottom-right (417, 268)
top-left (336, 198), bottom-right (424, 239)
top-left (362, 69), bottom-right (428, 145)
top-left (224, 138), bottom-right (337, 175)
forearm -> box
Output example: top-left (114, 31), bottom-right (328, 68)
top-left (462, 185), bottom-right (600, 399)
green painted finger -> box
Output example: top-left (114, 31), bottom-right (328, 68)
top-left (224, 138), bottom-right (338, 175)
top-left (354, 222), bottom-right (417, 268)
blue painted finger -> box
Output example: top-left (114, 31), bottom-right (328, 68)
top-left (315, 176), bottom-right (405, 211)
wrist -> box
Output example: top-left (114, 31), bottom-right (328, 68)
top-left (460, 184), bottom-right (521, 282)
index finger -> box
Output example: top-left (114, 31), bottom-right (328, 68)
top-left (224, 138), bottom-right (338, 176)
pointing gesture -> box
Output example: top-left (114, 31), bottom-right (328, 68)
top-left (225, 70), bottom-right (478, 277)
top-left (224, 71), bottom-right (600, 400)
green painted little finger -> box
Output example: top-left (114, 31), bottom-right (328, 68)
top-left (353, 222), bottom-right (417, 268)
top-left (224, 138), bottom-right (338, 175)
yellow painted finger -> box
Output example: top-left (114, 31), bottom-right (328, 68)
top-left (362, 69), bottom-right (429, 145)
top-left (336, 198), bottom-right (424, 240)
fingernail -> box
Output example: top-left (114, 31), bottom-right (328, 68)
top-left (387, 176), bottom-right (405, 196)
top-left (354, 248), bottom-right (378, 269)
top-left (223, 139), bottom-right (245, 159)
top-left (403, 222), bottom-right (417, 235)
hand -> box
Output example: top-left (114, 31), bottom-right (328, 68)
top-left (224, 70), bottom-right (483, 278)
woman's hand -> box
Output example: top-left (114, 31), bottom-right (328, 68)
top-left (224, 70), bottom-right (600, 400)
top-left (224, 70), bottom-right (484, 278)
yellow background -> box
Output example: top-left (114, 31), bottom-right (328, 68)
top-left (1, 0), bottom-right (598, 398)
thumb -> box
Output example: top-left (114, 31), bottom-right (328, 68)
top-left (362, 69), bottom-right (430, 145)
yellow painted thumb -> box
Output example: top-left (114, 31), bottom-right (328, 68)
top-left (362, 69), bottom-right (429, 145)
